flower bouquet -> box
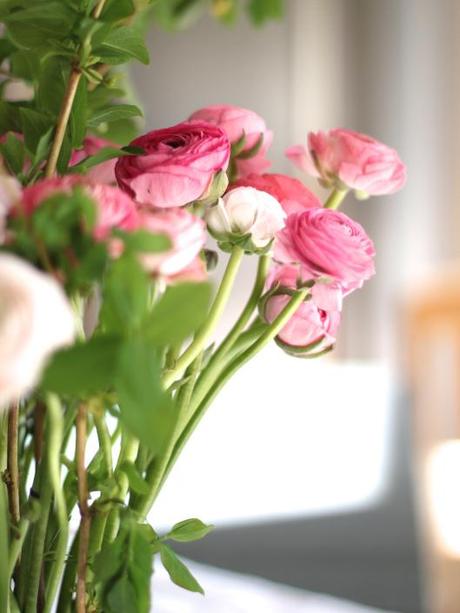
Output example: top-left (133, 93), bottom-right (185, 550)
top-left (0, 1), bottom-right (406, 611)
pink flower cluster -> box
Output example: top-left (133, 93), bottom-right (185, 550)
top-left (1, 105), bottom-right (406, 360)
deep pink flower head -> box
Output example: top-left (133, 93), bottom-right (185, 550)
top-left (275, 208), bottom-right (375, 293)
top-left (189, 105), bottom-right (272, 178)
top-left (286, 128), bottom-right (406, 196)
top-left (70, 135), bottom-right (118, 184)
top-left (232, 173), bottom-right (321, 216)
top-left (263, 264), bottom-right (341, 352)
top-left (139, 208), bottom-right (206, 283)
top-left (20, 177), bottom-right (139, 240)
top-left (115, 122), bottom-right (230, 208)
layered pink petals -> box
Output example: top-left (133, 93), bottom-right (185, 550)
top-left (115, 122), bottom-right (230, 208)
top-left (287, 128), bottom-right (406, 196)
top-left (232, 172), bottom-right (321, 215)
top-left (189, 104), bottom-right (272, 178)
top-left (20, 177), bottom-right (139, 240)
top-left (70, 135), bottom-right (118, 184)
top-left (264, 265), bottom-right (341, 350)
top-left (275, 208), bottom-right (375, 293)
top-left (139, 208), bottom-right (206, 282)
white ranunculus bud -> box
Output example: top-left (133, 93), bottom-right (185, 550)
top-left (0, 254), bottom-right (76, 409)
top-left (206, 186), bottom-right (286, 251)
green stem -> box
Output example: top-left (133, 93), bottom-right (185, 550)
top-left (162, 245), bottom-right (244, 389)
top-left (159, 288), bottom-right (309, 494)
top-left (44, 394), bottom-right (68, 612)
top-left (137, 289), bottom-right (308, 517)
top-left (192, 255), bottom-right (270, 409)
top-left (134, 354), bottom-right (203, 518)
top-left (8, 518), bottom-right (29, 579)
top-left (324, 188), bottom-right (348, 210)
top-left (93, 413), bottom-right (113, 478)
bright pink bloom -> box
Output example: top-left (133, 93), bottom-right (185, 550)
top-left (20, 177), bottom-right (139, 240)
top-left (139, 208), bottom-right (206, 282)
top-left (115, 122), bottom-right (230, 208)
top-left (232, 173), bottom-right (321, 215)
top-left (286, 128), bottom-right (406, 196)
top-left (275, 208), bottom-right (375, 293)
top-left (263, 265), bottom-right (340, 351)
top-left (189, 105), bottom-right (272, 178)
top-left (70, 135), bottom-right (118, 184)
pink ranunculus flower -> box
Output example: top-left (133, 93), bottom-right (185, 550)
top-left (70, 135), bottom-right (118, 184)
top-left (20, 177), bottom-right (140, 240)
top-left (286, 128), bottom-right (406, 196)
top-left (275, 208), bottom-right (375, 293)
top-left (139, 208), bottom-right (207, 282)
top-left (189, 104), bottom-right (272, 178)
top-left (115, 122), bottom-right (230, 208)
top-left (206, 186), bottom-right (286, 251)
top-left (263, 264), bottom-right (341, 353)
top-left (0, 254), bottom-right (75, 408)
top-left (232, 173), bottom-right (321, 216)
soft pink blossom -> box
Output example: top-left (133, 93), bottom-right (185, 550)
top-left (286, 128), bottom-right (406, 196)
top-left (189, 105), bottom-right (272, 178)
top-left (20, 177), bottom-right (139, 240)
top-left (0, 254), bottom-right (75, 407)
top-left (70, 135), bottom-right (118, 184)
top-left (232, 173), bottom-right (321, 215)
top-left (115, 122), bottom-right (230, 208)
top-left (206, 186), bottom-right (286, 250)
top-left (139, 208), bottom-right (206, 282)
top-left (263, 265), bottom-right (340, 351)
top-left (275, 208), bottom-right (375, 293)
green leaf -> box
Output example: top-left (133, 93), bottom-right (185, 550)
top-left (87, 104), bottom-right (142, 127)
top-left (119, 461), bottom-right (149, 495)
top-left (0, 101), bottom-right (21, 135)
top-left (116, 339), bottom-right (175, 452)
top-left (120, 230), bottom-right (171, 254)
top-left (100, 0), bottom-right (136, 22)
top-left (4, 3), bottom-right (78, 49)
top-left (159, 544), bottom-right (204, 594)
top-left (247, 0), bottom-right (284, 25)
top-left (40, 336), bottom-right (121, 395)
top-left (20, 107), bottom-right (53, 154)
top-left (106, 576), bottom-right (138, 613)
top-left (93, 538), bottom-right (124, 584)
top-left (101, 255), bottom-right (150, 334)
top-left (166, 518), bottom-right (214, 543)
top-left (147, 282), bottom-right (212, 345)
top-left (96, 26), bottom-right (150, 65)
top-left (36, 55), bottom-right (67, 116)
top-left (69, 75), bottom-right (88, 148)
top-left (0, 132), bottom-right (25, 175)
top-left (152, 0), bottom-right (207, 31)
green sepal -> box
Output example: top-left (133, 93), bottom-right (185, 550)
top-left (234, 132), bottom-right (264, 160)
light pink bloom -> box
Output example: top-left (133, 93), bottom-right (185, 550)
top-left (263, 265), bottom-right (340, 351)
top-left (70, 135), bottom-right (118, 184)
top-left (286, 128), bottom-right (406, 196)
top-left (20, 177), bottom-right (139, 240)
top-left (189, 105), bottom-right (272, 178)
top-left (206, 186), bottom-right (286, 250)
top-left (275, 208), bottom-right (375, 293)
top-left (115, 122), bottom-right (230, 208)
top-left (0, 254), bottom-right (75, 408)
top-left (139, 208), bottom-right (206, 282)
top-left (232, 172), bottom-right (321, 215)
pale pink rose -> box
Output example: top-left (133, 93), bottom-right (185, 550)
top-left (275, 208), bottom-right (375, 293)
top-left (263, 264), bottom-right (340, 352)
top-left (70, 135), bottom-right (118, 184)
top-left (20, 177), bottom-right (139, 240)
top-left (0, 254), bottom-right (75, 407)
top-left (115, 122), bottom-right (230, 208)
top-left (189, 105), bottom-right (272, 178)
top-left (286, 128), bottom-right (406, 196)
top-left (139, 208), bottom-right (206, 281)
top-left (232, 173), bottom-right (321, 215)
top-left (206, 186), bottom-right (286, 250)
